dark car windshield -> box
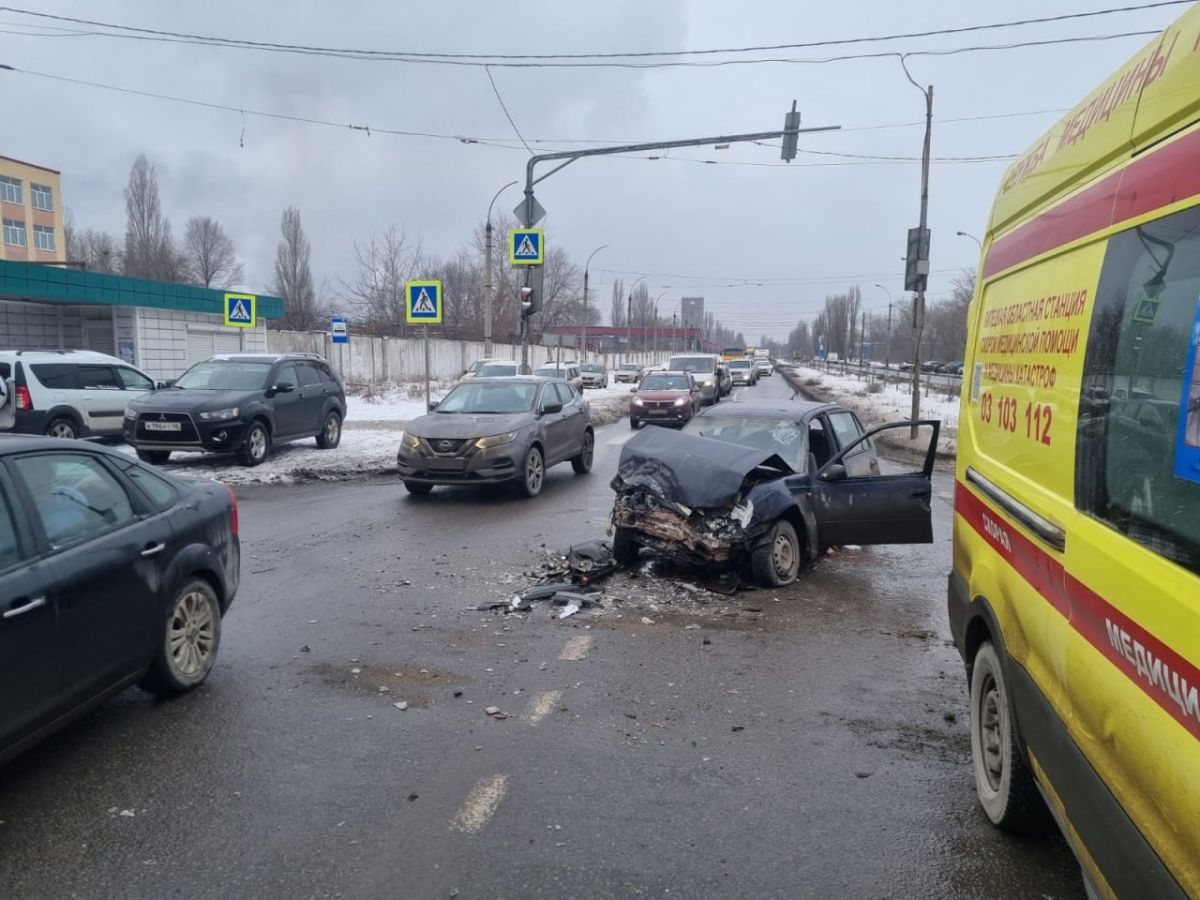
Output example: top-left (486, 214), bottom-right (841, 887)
top-left (438, 382), bottom-right (537, 414)
top-left (728, 360), bottom-right (752, 369)
top-left (641, 375), bottom-right (690, 391)
top-left (619, 364), bottom-right (641, 371)
top-left (580, 364), bottom-right (604, 373)
top-left (174, 360), bottom-right (272, 391)
top-left (476, 363), bottom-right (519, 377)
top-left (670, 356), bottom-right (716, 374)
top-left (683, 415), bottom-right (807, 471)
top-left (537, 368), bottom-right (567, 378)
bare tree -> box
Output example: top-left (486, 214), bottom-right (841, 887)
top-left (271, 206), bottom-right (322, 331)
top-left (342, 227), bottom-right (426, 335)
top-left (182, 216), bottom-right (244, 289)
top-left (123, 154), bottom-right (181, 281)
top-left (609, 278), bottom-right (626, 327)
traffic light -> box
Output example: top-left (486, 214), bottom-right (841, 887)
top-left (520, 286), bottom-right (535, 316)
top-left (780, 100), bottom-right (800, 163)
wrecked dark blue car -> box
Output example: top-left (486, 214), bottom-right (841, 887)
top-left (609, 400), bottom-right (939, 586)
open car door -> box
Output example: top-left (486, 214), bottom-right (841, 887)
top-left (811, 420), bottom-right (940, 546)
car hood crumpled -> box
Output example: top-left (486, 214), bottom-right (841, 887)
top-left (406, 411), bottom-right (532, 440)
top-left (610, 426), bottom-right (793, 509)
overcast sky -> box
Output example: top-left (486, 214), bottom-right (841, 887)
top-left (0, 1), bottom-right (1187, 339)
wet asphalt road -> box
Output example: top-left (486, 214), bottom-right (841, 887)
top-left (0, 375), bottom-right (1086, 900)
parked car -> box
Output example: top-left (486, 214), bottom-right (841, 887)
top-left (535, 363), bottom-right (584, 392)
top-left (666, 354), bottom-right (723, 406)
top-left (578, 363), bottom-right (608, 389)
top-left (0, 350), bottom-right (158, 440)
top-left (726, 358), bottom-right (757, 386)
top-left (473, 360), bottom-right (524, 377)
top-left (614, 363), bottom-right (644, 384)
top-left (920, 360), bottom-right (944, 373)
top-left (124, 353), bottom-right (347, 467)
top-left (716, 363), bottom-right (734, 397)
top-left (898, 362), bottom-right (915, 373)
top-left (629, 371), bottom-right (702, 429)
top-left (754, 357), bottom-right (775, 377)
top-left (610, 399), bottom-right (939, 586)
top-left (461, 358), bottom-right (505, 380)
top-left (0, 437), bottom-right (239, 765)
top-left (397, 377), bottom-right (593, 498)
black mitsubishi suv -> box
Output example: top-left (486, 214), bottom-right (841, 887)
top-left (124, 353), bottom-right (347, 466)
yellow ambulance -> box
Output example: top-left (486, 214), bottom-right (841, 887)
top-left (950, 7), bottom-right (1200, 898)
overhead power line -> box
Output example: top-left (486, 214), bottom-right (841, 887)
top-left (0, 2), bottom-right (1183, 65)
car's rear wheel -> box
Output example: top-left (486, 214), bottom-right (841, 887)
top-left (316, 411), bottom-right (342, 449)
top-left (612, 527), bottom-right (639, 564)
top-left (136, 449), bottom-right (171, 465)
top-left (518, 445), bottom-right (544, 498)
top-left (970, 641), bottom-right (1052, 834)
top-left (404, 481), bottom-right (433, 496)
top-left (140, 579), bottom-right (221, 696)
top-left (45, 417), bottom-right (78, 440)
top-left (237, 421), bottom-right (270, 467)
top-left (751, 520), bottom-right (801, 587)
top-left (571, 430), bottom-right (594, 474)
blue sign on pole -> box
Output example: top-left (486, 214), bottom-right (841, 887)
top-left (331, 315), bottom-right (349, 344)
top-left (405, 280), bottom-right (443, 324)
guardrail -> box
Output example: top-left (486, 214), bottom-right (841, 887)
top-left (784, 359), bottom-right (963, 398)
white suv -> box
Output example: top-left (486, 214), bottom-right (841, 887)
top-left (0, 350), bottom-right (158, 439)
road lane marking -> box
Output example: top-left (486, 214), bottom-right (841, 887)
top-left (449, 774), bottom-right (508, 833)
top-left (524, 689), bottom-right (563, 725)
top-left (559, 635), bottom-right (592, 661)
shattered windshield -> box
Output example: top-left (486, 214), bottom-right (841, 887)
top-left (683, 416), bottom-right (807, 471)
top-left (437, 382), bottom-right (537, 413)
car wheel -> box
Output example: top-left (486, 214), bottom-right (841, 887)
top-left (518, 445), bottom-right (544, 498)
top-left (612, 526), bottom-right (639, 564)
top-left (970, 641), bottom-right (1052, 834)
top-left (237, 421), bottom-right (270, 467)
top-left (140, 579), bottom-right (221, 696)
top-left (316, 410), bottom-right (342, 449)
top-left (136, 449), bottom-right (171, 465)
top-left (750, 520), bottom-right (801, 587)
top-left (630, 419), bottom-right (641, 430)
top-left (45, 417), bottom-right (78, 440)
top-left (571, 430), bottom-right (594, 474)
top-left (404, 481), bottom-right (433, 496)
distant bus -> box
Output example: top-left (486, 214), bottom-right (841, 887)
top-left (721, 347), bottom-right (746, 361)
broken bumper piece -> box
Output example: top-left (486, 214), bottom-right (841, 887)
top-left (612, 493), bottom-right (749, 564)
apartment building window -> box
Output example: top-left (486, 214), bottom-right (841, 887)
top-left (0, 176), bottom-right (22, 205)
top-left (30, 183), bottom-right (53, 211)
top-left (33, 224), bottom-right (55, 251)
top-left (2, 219), bottom-right (27, 247)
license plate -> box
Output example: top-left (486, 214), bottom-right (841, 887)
top-left (424, 458), bottom-right (466, 471)
top-left (144, 421), bottom-right (181, 432)
top-left (649, 409), bottom-right (667, 415)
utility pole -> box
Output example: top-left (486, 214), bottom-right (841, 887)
top-left (673, 312), bottom-right (678, 354)
top-left (582, 244), bottom-right (607, 364)
top-left (484, 181), bottom-right (517, 358)
top-left (900, 56), bottom-right (933, 439)
top-left (874, 282), bottom-right (894, 372)
top-left (860, 310), bottom-right (866, 368)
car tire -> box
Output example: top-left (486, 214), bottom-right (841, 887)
top-left (237, 421), bottom-right (271, 467)
top-left (45, 416), bottom-right (78, 440)
top-left (630, 419), bottom-right (641, 430)
top-left (140, 578), bottom-right (222, 696)
top-left (612, 526), bottom-right (639, 564)
top-left (518, 445), bottom-right (544, 498)
top-left (404, 481), bottom-right (433, 496)
top-left (316, 410), bottom-right (342, 449)
top-left (136, 449), bottom-right (171, 465)
top-left (750, 520), bottom-right (801, 587)
top-left (571, 430), bottom-right (594, 474)
top-left (970, 641), bottom-right (1053, 834)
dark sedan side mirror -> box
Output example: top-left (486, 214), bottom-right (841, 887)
top-left (541, 401), bottom-right (564, 415)
top-left (157, 380), bottom-right (172, 389)
top-left (271, 381), bottom-right (296, 395)
top-left (821, 463), bottom-right (848, 482)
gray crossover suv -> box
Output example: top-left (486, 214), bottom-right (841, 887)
top-left (397, 377), bottom-right (593, 497)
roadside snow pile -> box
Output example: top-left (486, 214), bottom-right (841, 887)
top-left (346, 382), bottom-right (453, 426)
top-left (115, 430), bottom-right (399, 485)
top-left (784, 365), bottom-right (960, 453)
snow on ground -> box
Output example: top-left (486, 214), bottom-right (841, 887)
top-left (783, 365), bottom-right (961, 453)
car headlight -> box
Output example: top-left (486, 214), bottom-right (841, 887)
top-left (402, 433), bottom-right (422, 449)
top-left (702, 379), bottom-right (714, 387)
top-left (198, 407), bottom-right (239, 421)
top-left (474, 431), bottom-right (518, 450)
top-left (632, 397), bottom-right (645, 406)
top-left (673, 397), bottom-right (688, 407)
top-left (124, 408), bottom-right (137, 420)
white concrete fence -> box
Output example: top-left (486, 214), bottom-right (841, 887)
top-left (266, 329), bottom-right (678, 387)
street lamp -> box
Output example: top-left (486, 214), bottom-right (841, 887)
top-left (581, 244), bottom-right (608, 363)
top-left (484, 180), bottom-right (518, 357)
top-left (873, 283), bottom-right (894, 369)
top-left (654, 290), bottom-right (669, 355)
top-left (955, 230), bottom-right (983, 251)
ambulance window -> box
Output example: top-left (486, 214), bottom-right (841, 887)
top-left (1077, 205), bottom-right (1200, 575)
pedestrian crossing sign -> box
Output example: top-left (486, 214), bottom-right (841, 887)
top-left (509, 228), bottom-right (544, 266)
top-left (405, 280), bottom-right (443, 324)
top-left (224, 292), bottom-right (257, 328)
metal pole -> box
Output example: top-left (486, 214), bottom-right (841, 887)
top-left (627, 294), bottom-right (633, 358)
top-left (583, 244), bottom-right (608, 365)
top-left (860, 310), bottom-right (866, 368)
top-left (423, 324), bottom-right (431, 409)
top-left (911, 84), bottom-right (933, 438)
top-left (484, 181), bottom-right (516, 358)
top-left (886, 303), bottom-right (893, 370)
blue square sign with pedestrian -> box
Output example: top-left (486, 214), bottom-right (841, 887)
top-left (405, 280), bottom-right (443, 324)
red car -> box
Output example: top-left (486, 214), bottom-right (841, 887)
top-left (629, 371), bottom-right (702, 429)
